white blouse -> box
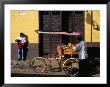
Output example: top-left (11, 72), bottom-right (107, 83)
top-left (75, 41), bottom-right (88, 60)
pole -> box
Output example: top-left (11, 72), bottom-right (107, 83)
top-left (60, 35), bottom-right (63, 71)
top-left (91, 11), bottom-right (93, 42)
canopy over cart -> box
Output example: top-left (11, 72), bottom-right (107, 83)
top-left (35, 30), bottom-right (80, 55)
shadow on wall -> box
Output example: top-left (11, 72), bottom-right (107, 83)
top-left (87, 47), bottom-right (100, 59)
top-left (86, 12), bottom-right (100, 31)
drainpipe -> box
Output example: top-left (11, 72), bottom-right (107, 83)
top-left (91, 11), bottom-right (93, 42)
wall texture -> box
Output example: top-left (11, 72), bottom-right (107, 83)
top-left (85, 11), bottom-right (100, 42)
top-left (11, 10), bottom-right (39, 43)
top-left (11, 10), bottom-right (100, 60)
top-left (11, 43), bottom-right (39, 60)
top-left (11, 11), bottom-right (39, 59)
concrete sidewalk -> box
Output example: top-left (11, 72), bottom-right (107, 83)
top-left (11, 59), bottom-right (67, 77)
top-left (11, 59), bottom-right (100, 77)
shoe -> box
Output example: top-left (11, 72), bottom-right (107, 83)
top-left (22, 59), bottom-right (25, 61)
top-left (17, 59), bottom-right (20, 61)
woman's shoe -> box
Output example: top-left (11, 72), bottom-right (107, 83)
top-left (17, 59), bottom-right (20, 61)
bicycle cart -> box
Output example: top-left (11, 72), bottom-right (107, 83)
top-left (31, 30), bottom-right (80, 76)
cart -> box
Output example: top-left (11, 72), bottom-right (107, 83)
top-left (31, 30), bottom-right (80, 76)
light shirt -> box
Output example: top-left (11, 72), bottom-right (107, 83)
top-left (16, 37), bottom-right (26, 44)
top-left (75, 41), bottom-right (88, 60)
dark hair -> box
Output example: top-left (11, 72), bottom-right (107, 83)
top-left (20, 33), bottom-right (24, 36)
top-left (77, 35), bottom-right (83, 41)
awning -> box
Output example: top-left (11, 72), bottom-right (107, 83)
top-left (35, 30), bottom-right (80, 36)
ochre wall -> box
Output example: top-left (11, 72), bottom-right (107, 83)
top-left (92, 11), bottom-right (100, 42)
top-left (11, 10), bottom-right (39, 43)
top-left (85, 11), bottom-right (100, 42)
top-left (11, 10), bottom-right (100, 43)
top-left (11, 11), bottom-right (100, 59)
top-left (11, 10), bottom-right (39, 59)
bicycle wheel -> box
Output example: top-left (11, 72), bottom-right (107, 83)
top-left (31, 57), bottom-right (47, 73)
top-left (63, 58), bottom-right (79, 76)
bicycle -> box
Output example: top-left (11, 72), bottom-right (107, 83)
top-left (30, 53), bottom-right (79, 77)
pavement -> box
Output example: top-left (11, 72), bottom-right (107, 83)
top-left (11, 59), bottom-right (68, 77)
top-left (11, 59), bottom-right (100, 77)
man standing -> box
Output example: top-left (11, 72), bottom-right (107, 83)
top-left (15, 33), bottom-right (26, 61)
top-left (74, 35), bottom-right (89, 76)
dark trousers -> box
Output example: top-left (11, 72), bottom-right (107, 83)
top-left (79, 59), bottom-right (90, 77)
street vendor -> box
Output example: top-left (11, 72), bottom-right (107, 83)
top-left (73, 35), bottom-right (89, 76)
top-left (74, 35), bottom-right (88, 60)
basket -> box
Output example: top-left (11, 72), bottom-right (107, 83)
top-left (64, 48), bottom-right (78, 55)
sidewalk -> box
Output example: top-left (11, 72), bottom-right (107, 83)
top-left (11, 59), bottom-right (100, 77)
top-left (11, 59), bottom-right (67, 77)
